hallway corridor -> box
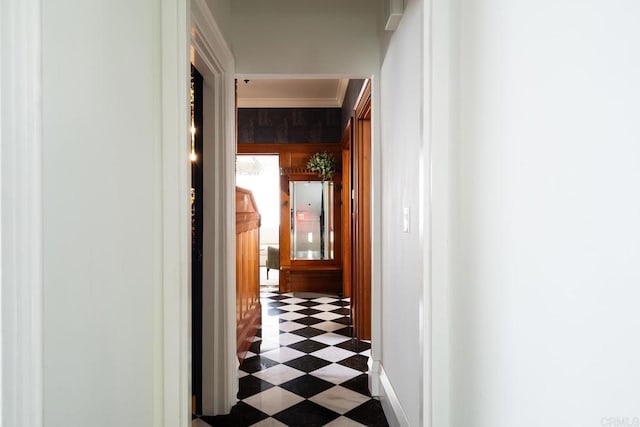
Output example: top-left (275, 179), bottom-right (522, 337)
top-left (193, 289), bottom-right (388, 426)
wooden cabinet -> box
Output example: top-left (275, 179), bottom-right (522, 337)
top-left (279, 170), bottom-right (343, 295)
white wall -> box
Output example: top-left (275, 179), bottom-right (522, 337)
top-left (229, 0), bottom-right (381, 76)
top-left (42, 1), bottom-right (163, 425)
top-left (379, 0), bottom-right (424, 425)
top-left (451, 1), bottom-right (640, 425)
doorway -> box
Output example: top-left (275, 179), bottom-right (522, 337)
top-left (235, 78), bottom-right (372, 336)
top-left (191, 65), bottom-right (204, 415)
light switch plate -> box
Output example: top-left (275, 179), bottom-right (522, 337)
top-left (403, 207), bottom-right (410, 233)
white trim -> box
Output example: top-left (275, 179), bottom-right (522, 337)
top-left (191, 0), bottom-right (237, 415)
top-left (0, 0), bottom-right (44, 426)
top-left (378, 365), bottom-right (410, 427)
top-left (429, 0), bottom-right (453, 425)
top-left (237, 78), bottom-right (350, 108)
top-left (369, 76), bottom-right (382, 398)
top-left (237, 97), bottom-right (342, 108)
top-left (160, 0), bottom-right (191, 425)
top-left (336, 78), bottom-right (350, 107)
top-left (419, 0), bottom-right (433, 426)
top-left (384, 0), bottom-right (405, 31)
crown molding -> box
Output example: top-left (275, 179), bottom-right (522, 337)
top-left (237, 78), bottom-right (350, 108)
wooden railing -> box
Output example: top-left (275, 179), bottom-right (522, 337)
top-left (236, 187), bottom-right (261, 363)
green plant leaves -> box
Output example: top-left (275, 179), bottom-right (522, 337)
top-left (307, 152), bottom-right (336, 181)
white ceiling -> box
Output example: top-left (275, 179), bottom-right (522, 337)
top-left (236, 78), bottom-right (349, 108)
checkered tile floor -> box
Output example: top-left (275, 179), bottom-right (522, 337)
top-left (193, 288), bottom-right (388, 426)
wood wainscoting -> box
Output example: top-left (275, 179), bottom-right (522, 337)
top-left (279, 265), bottom-right (343, 295)
top-left (236, 187), bottom-right (261, 363)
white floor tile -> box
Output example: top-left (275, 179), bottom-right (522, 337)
top-left (243, 386), bottom-right (304, 416)
top-left (310, 332), bottom-right (351, 346)
top-left (249, 417), bottom-right (288, 427)
top-left (323, 416), bottom-right (367, 427)
top-left (278, 304), bottom-right (307, 312)
top-left (310, 311), bottom-right (343, 321)
top-left (312, 321), bottom-right (345, 332)
top-left (191, 418), bottom-right (210, 427)
top-left (275, 332), bottom-right (306, 346)
top-left (278, 311), bottom-right (306, 321)
top-left (310, 346), bottom-right (355, 363)
top-left (359, 349), bottom-right (371, 358)
top-left (260, 346), bottom-right (306, 363)
top-left (310, 363), bottom-right (362, 384)
top-left (312, 303), bottom-right (342, 312)
top-left (311, 297), bottom-right (339, 303)
top-left (260, 292), bottom-right (278, 298)
top-left (279, 297), bottom-right (306, 304)
top-left (258, 338), bottom-right (281, 353)
top-left (253, 364), bottom-right (305, 385)
top-left (309, 386), bottom-right (370, 414)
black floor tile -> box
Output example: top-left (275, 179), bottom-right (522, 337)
top-left (334, 326), bottom-right (354, 337)
top-left (290, 326), bottom-right (325, 338)
top-left (330, 307), bottom-right (351, 315)
top-left (295, 316), bottom-right (325, 326)
top-left (279, 374), bottom-right (335, 398)
top-left (239, 355), bottom-right (279, 374)
top-left (297, 308), bottom-right (323, 316)
top-left (337, 354), bottom-right (369, 372)
top-left (287, 339), bottom-right (329, 354)
top-left (336, 338), bottom-right (371, 353)
top-left (340, 373), bottom-right (371, 396)
top-left (237, 375), bottom-right (275, 399)
top-left (284, 354), bottom-right (332, 373)
top-left (344, 398), bottom-right (389, 427)
top-left (333, 316), bottom-right (352, 325)
top-left (298, 300), bottom-right (322, 307)
top-left (273, 400), bottom-right (340, 426)
top-left (200, 401), bottom-right (268, 426)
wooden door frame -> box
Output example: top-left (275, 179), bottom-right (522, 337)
top-left (352, 81), bottom-right (372, 340)
top-left (341, 121), bottom-right (353, 298)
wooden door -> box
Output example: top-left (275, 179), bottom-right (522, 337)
top-left (352, 81), bottom-right (372, 340)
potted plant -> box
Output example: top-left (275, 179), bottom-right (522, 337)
top-left (306, 152), bottom-right (337, 181)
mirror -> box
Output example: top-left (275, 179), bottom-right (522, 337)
top-left (290, 181), bottom-right (334, 260)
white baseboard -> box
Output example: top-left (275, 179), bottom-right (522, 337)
top-left (377, 364), bottom-right (410, 427)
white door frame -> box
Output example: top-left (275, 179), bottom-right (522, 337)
top-left (1, 0), bottom-right (44, 426)
top-left (159, 0), bottom-right (191, 424)
top-left (190, 0), bottom-right (238, 415)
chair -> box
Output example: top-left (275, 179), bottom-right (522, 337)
top-left (266, 246), bottom-right (279, 280)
